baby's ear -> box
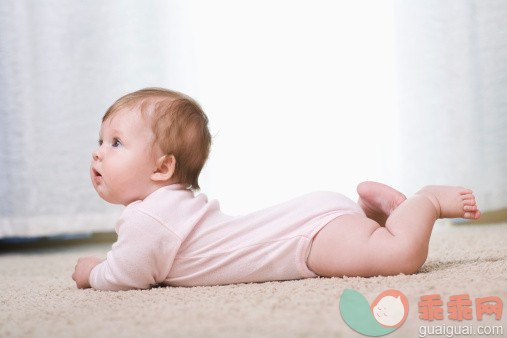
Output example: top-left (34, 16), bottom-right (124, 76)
top-left (151, 154), bottom-right (176, 182)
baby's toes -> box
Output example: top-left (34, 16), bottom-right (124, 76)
top-left (462, 195), bottom-right (476, 205)
top-left (395, 194), bottom-right (407, 208)
top-left (464, 209), bottom-right (481, 220)
top-left (464, 205), bottom-right (477, 211)
top-left (460, 188), bottom-right (473, 195)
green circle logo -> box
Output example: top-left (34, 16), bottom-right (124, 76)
top-left (340, 289), bottom-right (409, 336)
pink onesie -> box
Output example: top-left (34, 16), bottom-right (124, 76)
top-left (89, 183), bottom-right (365, 291)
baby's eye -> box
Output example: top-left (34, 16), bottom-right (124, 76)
top-left (112, 138), bottom-right (122, 147)
top-left (98, 139), bottom-right (103, 146)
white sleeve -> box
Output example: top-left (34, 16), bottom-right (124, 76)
top-left (89, 207), bottom-right (181, 291)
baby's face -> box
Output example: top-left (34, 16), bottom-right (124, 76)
top-left (90, 108), bottom-right (162, 205)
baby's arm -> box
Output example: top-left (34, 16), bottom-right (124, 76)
top-left (83, 207), bottom-right (180, 291)
top-left (72, 256), bottom-right (104, 289)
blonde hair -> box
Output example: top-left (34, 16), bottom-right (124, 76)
top-left (102, 88), bottom-right (212, 192)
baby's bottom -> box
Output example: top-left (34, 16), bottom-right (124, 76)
top-left (306, 185), bottom-right (480, 277)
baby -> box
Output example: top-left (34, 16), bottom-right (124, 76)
top-left (72, 88), bottom-right (481, 291)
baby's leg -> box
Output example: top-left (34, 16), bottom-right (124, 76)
top-left (307, 186), bottom-right (481, 277)
top-left (356, 181), bottom-right (407, 226)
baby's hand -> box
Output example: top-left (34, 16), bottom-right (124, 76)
top-left (72, 256), bottom-right (104, 289)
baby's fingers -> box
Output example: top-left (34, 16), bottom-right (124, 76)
top-left (72, 267), bottom-right (78, 283)
top-left (72, 261), bottom-right (80, 283)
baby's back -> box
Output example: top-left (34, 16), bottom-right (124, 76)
top-left (139, 187), bottom-right (363, 286)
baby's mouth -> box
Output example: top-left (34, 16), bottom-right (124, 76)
top-left (93, 168), bottom-right (103, 181)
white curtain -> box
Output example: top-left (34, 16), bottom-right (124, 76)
top-left (1, 1), bottom-right (505, 238)
top-left (0, 0), bottom-right (194, 237)
top-left (394, 0), bottom-right (507, 211)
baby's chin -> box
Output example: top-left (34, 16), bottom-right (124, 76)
top-left (91, 182), bottom-right (145, 205)
top-left (99, 191), bottom-right (140, 206)
top-left (92, 185), bottom-right (117, 204)
top-left (99, 193), bottom-right (125, 205)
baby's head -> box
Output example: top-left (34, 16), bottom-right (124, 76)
top-left (91, 88), bottom-right (211, 205)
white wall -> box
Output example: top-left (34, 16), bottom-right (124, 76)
top-left (176, 0), bottom-right (400, 215)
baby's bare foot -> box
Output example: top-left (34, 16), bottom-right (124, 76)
top-left (416, 185), bottom-right (481, 219)
top-left (357, 181), bottom-right (407, 226)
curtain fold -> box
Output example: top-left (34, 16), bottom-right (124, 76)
top-left (1, 1), bottom-right (505, 238)
top-left (0, 0), bottom-right (185, 237)
top-left (394, 0), bottom-right (507, 211)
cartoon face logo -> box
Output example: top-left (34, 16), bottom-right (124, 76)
top-left (371, 291), bottom-right (408, 327)
top-left (340, 289), bottom-right (409, 336)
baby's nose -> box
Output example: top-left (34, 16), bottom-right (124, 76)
top-left (92, 148), bottom-right (102, 161)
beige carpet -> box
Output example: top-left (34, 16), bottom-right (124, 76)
top-left (1, 222), bottom-right (506, 338)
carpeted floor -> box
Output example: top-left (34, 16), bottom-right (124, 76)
top-left (1, 221), bottom-right (506, 338)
